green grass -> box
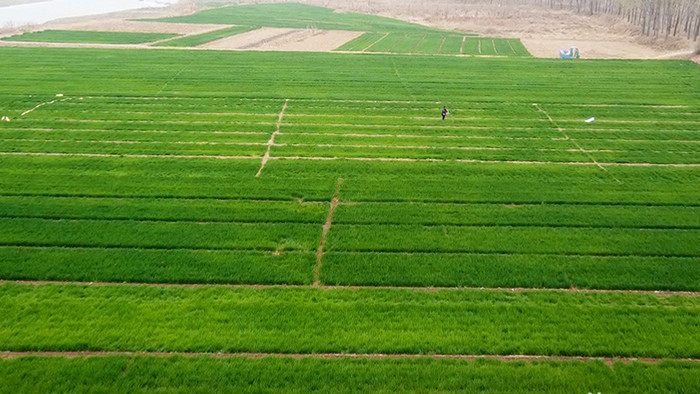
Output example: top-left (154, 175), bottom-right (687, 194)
top-left (153, 26), bottom-right (257, 47)
top-left (154, 3), bottom-right (447, 34)
top-left (1, 283), bottom-right (699, 358)
top-left (1, 356), bottom-right (698, 393)
top-left (336, 32), bottom-right (386, 51)
top-left (1, 30), bottom-right (177, 44)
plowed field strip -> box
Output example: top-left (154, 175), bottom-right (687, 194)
top-left (2, 280), bottom-right (698, 297)
top-left (1, 351), bottom-right (697, 365)
top-left (2, 152), bottom-right (697, 166)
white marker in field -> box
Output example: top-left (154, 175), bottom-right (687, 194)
top-left (585, 117), bottom-right (595, 123)
top-left (1, 116), bottom-right (10, 122)
top-left (56, 93), bottom-right (64, 97)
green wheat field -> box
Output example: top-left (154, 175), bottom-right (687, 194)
top-left (0, 3), bottom-right (698, 392)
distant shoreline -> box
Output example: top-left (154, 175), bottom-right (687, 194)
top-left (0, 0), bottom-right (180, 28)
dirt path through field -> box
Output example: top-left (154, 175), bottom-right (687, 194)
top-left (2, 280), bottom-right (698, 297)
top-left (2, 151), bottom-right (698, 167)
top-left (255, 99), bottom-right (288, 177)
top-left (314, 178), bottom-right (343, 285)
top-left (1, 350), bottom-right (697, 365)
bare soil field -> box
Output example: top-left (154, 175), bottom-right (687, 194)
top-left (201, 26), bottom-right (363, 51)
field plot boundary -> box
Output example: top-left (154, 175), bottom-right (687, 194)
top-left (314, 178), bottom-right (343, 285)
top-left (256, 99), bottom-right (289, 177)
top-left (1, 351), bottom-right (698, 365)
top-left (2, 280), bottom-right (698, 297)
top-left (2, 152), bottom-right (696, 167)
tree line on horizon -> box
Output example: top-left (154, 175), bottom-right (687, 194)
top-left (523, 0), bottom-right (700, 40)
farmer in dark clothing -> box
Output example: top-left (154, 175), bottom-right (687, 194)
top-left (442, 106), bottom-right (449, 120)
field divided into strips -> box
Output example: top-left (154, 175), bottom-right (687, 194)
top-left (0, 47), bottom-right (699, 390)
top-left (337, 32), bottom-right (528, 56)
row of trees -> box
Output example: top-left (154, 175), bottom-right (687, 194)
top-left (528, 0), bottom-right (700, 40)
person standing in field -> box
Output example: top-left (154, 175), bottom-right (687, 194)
top-left (441, 106), bottom-right (449, 120)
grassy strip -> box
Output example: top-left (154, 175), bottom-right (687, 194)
top-left (156, 4), bottom-right (446, 34)
top-left (412, 34), bottom-right (444, 54)
top-left (1, 30), bottom-right (177, 45)
top-left (326, 224), bottom-right (700, 256)
top-left (0, 129), bottom-right (269, 143)
top-left (440, 35), bottom-right (464, 54)
top-left (322, 252), bottom-right (700, 291)
top-left (0, 196), bottom-right (327, 223)
top-left (270, 143), bottom-right (699, 163)
top-left (0, 139), bottom-right (265, 157)
top-left (0, 283), bottom-right (698, 357)
top-left (1, 356), bottom-right (698, 392)
top-left (335, 32), bottom-right (386, 51)
top-left (0, 247), bottom-right (315, 284)
top-left (332, 202), bottom-right (700, 228)
top-left (0, 48), bottom-right (697, 105)
top-left (365, 32), bottom-right (406, 52)
top-left (153, 26), bottom-right (257, 47)
top-left (1, 156), bottom-right (698, 205)
top-left (0, 218), bottom-right (321, 251)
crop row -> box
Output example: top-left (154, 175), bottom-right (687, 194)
top-left (1, 283), bottom-right (698, 357)
top-left (2, 155), bottom-right (697, 205)
top-left (325, 224), bottom-right (699, 256)
top-left (0, 217), bottom-right (320, 252)
top-left (1, 355), bottom-right (698, 392)
top-left (6, 217), bottom-right (696, 255)
top-left (9, 139), bottom-right (697, 165)
top-left (3, 195), bottom-right (697, 228)
top-left (1, 48), bottom-right (697, 105)
top-left (338, 33), bottom-right (529, 56)
top-left (1, 245), bottom-right (698, 290)
top-left (5, 127), bottom-right (699, 148)
top-left (336, 32), bottom-right (387, 51)
top-left (1, 30), bottom-right (177, 45)
top-left (157, 3), bottom-right (450, 34)
top-left (6, 122), bottom-right (698, 146)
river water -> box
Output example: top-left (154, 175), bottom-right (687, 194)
top-left (0, 0), bottom-right (180, 28)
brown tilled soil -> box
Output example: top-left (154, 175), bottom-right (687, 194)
top-left (1, 350), bottom-right (698, 366)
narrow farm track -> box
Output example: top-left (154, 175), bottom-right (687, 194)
top-left (256, 98), bottom-right (289, 177)
top-left (2, 280), bottom-right (698, 297)
top-left (314, 178), bottom-right (343, 285)
top-left (1, 351), bottom-right (698, 365)
top-left (3, 152), bottom-right (695, 167)
top-left (6, 138), bottom-right (699, 155)
top-left (1, 193), bottom-right (695, 207)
